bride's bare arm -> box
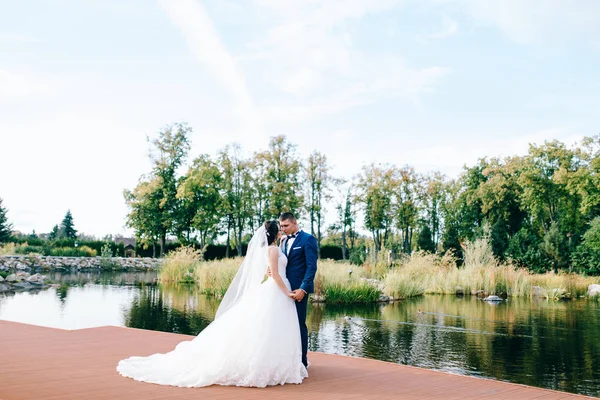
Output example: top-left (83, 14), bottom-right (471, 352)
top-left (268, 247), bottom-right (293, 297)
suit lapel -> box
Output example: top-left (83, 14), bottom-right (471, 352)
top-left (284, 230), bottom-right (303, 258)
top-left (289, 231), bottom-right (303, 257)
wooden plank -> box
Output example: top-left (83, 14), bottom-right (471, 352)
top-left (0, 320), bottom-right (595, 400)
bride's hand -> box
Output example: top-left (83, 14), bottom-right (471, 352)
top-left (287, 292), bottom-right (295, 299)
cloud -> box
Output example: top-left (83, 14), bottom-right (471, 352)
top-left (232, 0), bottom-right (448, 123)
top-left (436, 0), bottom-right (600, 46)
top-left (426, 17), bottom-right (458, 39)
top-left (261, 62), bottom-right (449, 123)
top-left (158, 0), bottom-right (262, 134)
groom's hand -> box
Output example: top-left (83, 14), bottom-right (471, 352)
top-left (292, 289), bottom-right (306, 302)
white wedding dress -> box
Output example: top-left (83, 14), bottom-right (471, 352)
top-left (116, 245), bottom-right (308, 388)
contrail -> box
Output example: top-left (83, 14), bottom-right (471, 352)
top-left (158, 0), bottom-right (261, 134)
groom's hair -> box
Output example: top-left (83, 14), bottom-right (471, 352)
top-left (279, 212), bottom-right (296, 222)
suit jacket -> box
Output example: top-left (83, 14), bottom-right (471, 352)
top-left (281, 230), bottom-right (318, 294)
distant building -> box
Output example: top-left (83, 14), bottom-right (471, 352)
top-left (114, 236), bottom-right (136, 257)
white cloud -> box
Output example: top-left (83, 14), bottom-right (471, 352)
top-left (158, 0), bottom-right (262, 135)
top-left (233, 0), bottom-right (448, 123)
top-left (261, 62), bottom-right (448, 124)
top-left (437, 0), bottom-right (600, 46)
top-left (426, 17), bottom-right (458, 39)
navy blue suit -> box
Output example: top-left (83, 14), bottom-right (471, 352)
top-left (282, 230), bottom-right (318, 367)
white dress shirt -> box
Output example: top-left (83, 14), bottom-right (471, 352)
top-left (285, 234), bottom-right (297, 254)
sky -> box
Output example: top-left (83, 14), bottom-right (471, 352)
top-left (1, 0), bottom-right (599, 238)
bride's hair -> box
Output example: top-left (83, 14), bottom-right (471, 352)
top-left (264, 220), bottom-right (279, 245)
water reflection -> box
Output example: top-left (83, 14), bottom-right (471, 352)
top-left (306, 296), bottom-right (600, 396)
top-left (48, 270), bottom-right (158, 286)
top-left (124, 284), bottom-right (220, 334)
top-left (0, 272), bottom-right (598, 396)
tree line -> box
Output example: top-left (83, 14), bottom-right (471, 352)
top-left (122, 122), bottom-right (599, 274)
top-left (123, 122), bottom-right (336, 258)
top-left (0, 205), bottom-right (78, 243)
top-left (2, 123), bottom-right (598, 275)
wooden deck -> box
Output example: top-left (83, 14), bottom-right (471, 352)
top-left (0, 320), bottom-right (594, 400)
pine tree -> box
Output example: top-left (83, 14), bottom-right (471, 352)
top-left (48, 224), bottom-right (59, 240)
top-left (0, 197), bottom-right (12, 243)
top-left (60, 210), bottom-right (78, 239)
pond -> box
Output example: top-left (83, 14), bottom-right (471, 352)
top-left (1, 271), bottom-right (598, 396)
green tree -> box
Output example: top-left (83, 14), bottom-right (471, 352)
top-left (393, 166), bottom-right (420, 254)
top-left (127, 122), bottom-right (191, 256)
top-left (331, 184), bottom-right (356, 260)
top-left (60, 210), bottom-right (78, 239)
top-left (541, 221), bottom-right (569, 273)
top-left (172, 174), bottom-right (197, 246)
top-left (439, 179), bottom-right (466, 260)
top-left (218, 144), bottom-right (253, 256)
top-left (506, 225), bottom-right (547, 273)
top-left (0, 197), bottom-right (12, 243)
top-left (254, 135), bottom-right (304, 220)
top-left (460, 160), bottom-right (488, 237)
top-left (305, 151), bottom-right (334, 258)
top-left (177, 155), bottom-right (223, 249)
top-left (518, 141), bottom-right (581, 234)
top-left (440, 162), bottom-right (488, 260)
top-left (357, 164), bottom-right (395, 252)
top-left (248, 159), bottom-right (269, 229)
top-left (48, 224), bottom-right (60, 241)
top-left (561, 135), bottom-right (600, 220)
top-left (416, 225), bottom-right (436, 253)
top-left (475, 157), bottom-right (527, 257)
top-left (518, 141), bottom-right (583, 270)
top-left (420, 172), bottom-right (446, 250)
top-left (572, 217), bottom-right (600, 275)
top-left (124, 176), bottom-right (163, 257)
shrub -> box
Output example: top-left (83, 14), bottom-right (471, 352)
top-left (0, 242), bottom-right (16, 255)
top-left (159, 246), bottom-right (203, 284)
top-left (572, 217), bottom-right (600, 275)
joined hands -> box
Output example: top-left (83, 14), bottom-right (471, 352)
top-left (289, 289), bottom-right (305, 302)
top-left (267, 265), bottom-right (305, 302)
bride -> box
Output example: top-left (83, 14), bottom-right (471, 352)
top-left (116, 220), bottom-right (308, 388)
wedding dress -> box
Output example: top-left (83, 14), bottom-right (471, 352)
top-left (116, 227), bottom-right (308, 388)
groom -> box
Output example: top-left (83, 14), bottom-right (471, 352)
top-left (278, 212), bottom-right (318, 369)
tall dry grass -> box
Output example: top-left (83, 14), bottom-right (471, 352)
top-left (159, 247), bottom-right (245, 297)
top-left (0, 242), bottom-right (16, 255)
top-left (383, 237), bottom-right (598, 300)
top-left (159, 239), bottom-right (599, 303)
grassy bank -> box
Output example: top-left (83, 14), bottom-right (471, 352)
top-left (158, 247), bottom-right (238, 297)
top-left (158, 246), bottom-right (379, 303)
top-left (383, 238), bottom-right (598, 300)
top-left (0, 242), bottom-right (97, 257)
top-left (157, 240), bottom-right (600, 304)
